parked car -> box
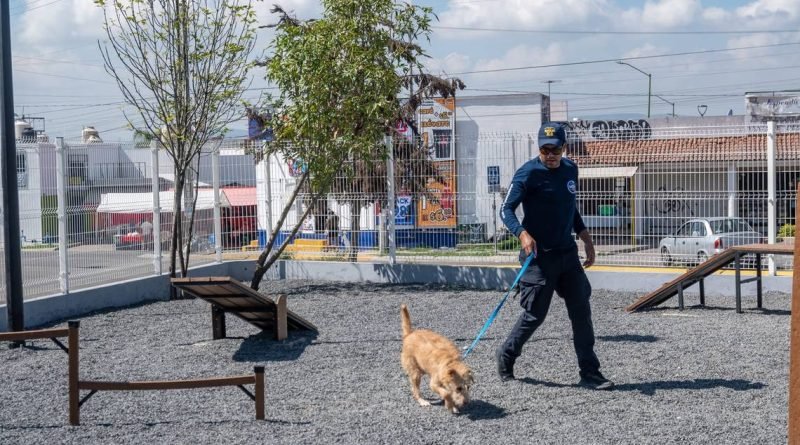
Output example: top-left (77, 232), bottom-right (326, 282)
top-left (113, 231), bottom-right (143, 250)
top-left (658, 217), bottom-right (765, 266)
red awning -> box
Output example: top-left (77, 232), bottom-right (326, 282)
top-left (222, 187), bottom-right (256, 207)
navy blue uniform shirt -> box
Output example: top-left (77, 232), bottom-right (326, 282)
top-left (500, 156), bottom-right (587, 252)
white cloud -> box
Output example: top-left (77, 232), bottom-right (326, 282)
top-left (620, 43), bottom-right (669, 60)
top-left (426, 52), bottom-right (472, 77)
top-left (439, 0), bottom-right (613, 31)
top-left (641, 0), bottom-right (700, 28)
top-left (736, 0), bottom-right (800, 22)
top-left (701, 7), bottom-right (729, 23)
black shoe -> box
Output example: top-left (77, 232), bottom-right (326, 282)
top-left (496, 348), bottom-right (515, 382)
top-left (579, 371), bottom-right (615, 390)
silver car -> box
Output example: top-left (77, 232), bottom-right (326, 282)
top-left (658, 217), bottom-right (765, 266)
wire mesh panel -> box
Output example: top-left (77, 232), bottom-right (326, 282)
top-left (4, 121), bottom-right (800, 304)
top-left (66, 140), bottom-right (158, 290)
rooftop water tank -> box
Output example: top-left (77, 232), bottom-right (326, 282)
top-left (15, 119), bottom-right (35, 141)
top-left (82, 126), bottom-right (103, 143)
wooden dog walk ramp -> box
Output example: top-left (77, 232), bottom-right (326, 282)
top-left (626, 243), bottom-right (795, 313)
top-left (171, 276), bottom-right (317, 340)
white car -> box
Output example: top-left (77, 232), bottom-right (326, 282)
top-left (658, 217), bottom-right (765, 266)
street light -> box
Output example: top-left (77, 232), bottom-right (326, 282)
top-left (616, 61), bottom-right (651, 118)
top-left (541, 79), bottom-right (560, 98)
top-left (654, 94), bottom-right (675, 117)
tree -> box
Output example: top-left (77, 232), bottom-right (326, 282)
top-left (94, 0), bottom-right (259, 283)
top-left (249, 0), bottom-right (463, 289)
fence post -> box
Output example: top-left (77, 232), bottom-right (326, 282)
top-left (790, 185), bottom-right (800, 445)
top-left (385, 136), bottom-right (396, 264)
top-left (727, 164), bottom-right (737, 217)
top-left (151, 140), bottom-right (162, 276)
top-left (212, 144), bottom-right (222, 263)
top-left (767, 120), bottom-right (776, 275)
top-left (55, 137), bottom-right (69, 294)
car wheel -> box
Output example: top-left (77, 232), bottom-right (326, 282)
top-left (697, 252), bottom-right (708, 264)
top-left (661, 247), bottom-right (672, 266)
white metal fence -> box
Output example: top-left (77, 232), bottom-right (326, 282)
top-left (0, 122), bottom-right (797, 302)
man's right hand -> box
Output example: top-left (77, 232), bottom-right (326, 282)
top-left (519, 230), bottom-right (537, 257)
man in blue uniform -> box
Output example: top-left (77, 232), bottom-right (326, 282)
top-left (495, 122), bottom-right (613, 390)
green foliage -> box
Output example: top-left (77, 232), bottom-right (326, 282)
top-left (264, 0), bottom-right (436, 191)
top-left (778, 223), bottom-right (795, 238)
top-left (96, 0), bottom-right (260, 278)
top-left (497, 236), bottom-right (521, 251)
top-left (96, 0), bottom-right (259, 168)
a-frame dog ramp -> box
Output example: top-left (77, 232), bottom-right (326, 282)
top-left (171, 277), bottom-right (317, 340)
top-left (626, 243), bottom-right (794, 313)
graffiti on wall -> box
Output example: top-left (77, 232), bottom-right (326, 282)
top-left (568, 119), bottom-right (652, 141)
top-left (652, 185), bottom-right (696, 216)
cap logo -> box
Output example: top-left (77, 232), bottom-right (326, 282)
top-left (544, 126), bottom-right (556, 137)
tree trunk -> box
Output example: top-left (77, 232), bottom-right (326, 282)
top-left (348, 200), bottom-right (362, 262)
top-left (168, 168), bottom-right (184, 300)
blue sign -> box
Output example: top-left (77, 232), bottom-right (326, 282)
top-left (487, 165), bottom-right (500, 193)
top-left (247, 110), bottom-right (274, 142)
top-left (395, 195), bottom-right (415, 226)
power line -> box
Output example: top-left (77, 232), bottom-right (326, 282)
top-left (450, 41), bottom-right (800, 75)
top-left (433, 25), bottom-right (800, 35)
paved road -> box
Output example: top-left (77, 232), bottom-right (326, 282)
top-left (0, 245), bottom-right (217, 303)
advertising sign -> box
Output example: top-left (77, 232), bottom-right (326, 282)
top-left (417, 97), bottom-right (455, 160)
top-left (247, 107), bottom-right (274, 141)
top-left (417, 160), bottom-right (457, 228)
top-left (746, 93), bottom-right (800, 122)
top-left (395, 195), bottom-right (415, 226)
top-left (487, 165), bottom-right (500, 193)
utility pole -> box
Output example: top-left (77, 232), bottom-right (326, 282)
top-left (616, 61), bottom-right (651, 118)
top-left (0, 0), bottom-right (24, 336)
top-left (541, 79), bottom-right (560, 98)
top-left (654, 94), bottom-right (675, 117)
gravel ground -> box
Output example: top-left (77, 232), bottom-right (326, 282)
top-left (0, 280), bottom-right (791, 444)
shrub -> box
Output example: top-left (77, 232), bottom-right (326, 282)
top-left (778, 223), bottom-right (795, 238)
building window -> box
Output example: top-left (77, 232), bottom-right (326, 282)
top-left (16, 152), bottom-right (27, 188)
top-left (68, 154), bottom-right (88, 186)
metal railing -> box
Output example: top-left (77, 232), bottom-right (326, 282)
top-left (1, 122), bottom-right (798, 302)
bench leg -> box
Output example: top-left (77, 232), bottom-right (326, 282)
top-left (735, 252), bottom-right (742, 314)
top-left (255, 366), bottom-right (265, 420)
top-left (275, 295), bottom-right (287, 341)
top-left (756, 253), bottom-right (763, 309)
top-left (699, 278), bottom-right (705, 306)
top-left (212, 305), bottom-right (226, 340)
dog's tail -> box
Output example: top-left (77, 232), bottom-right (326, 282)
top-left (400, 304), bottom-right (413, 338)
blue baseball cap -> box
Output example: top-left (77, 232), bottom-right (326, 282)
top-left (538, 122), bottom-right (567, 148)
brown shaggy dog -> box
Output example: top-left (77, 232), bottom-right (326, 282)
top-left (400, 304), bottom-right (474, 413)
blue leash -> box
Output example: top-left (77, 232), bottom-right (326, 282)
top-left (462, 252), bottom-right (535, 359)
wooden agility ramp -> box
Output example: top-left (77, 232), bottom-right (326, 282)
top-left (171, 276), bottom-right (317, 340)
top-left (626, 243), bottom-right (795, 313)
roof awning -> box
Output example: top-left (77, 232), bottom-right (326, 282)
top-left (97, 190), bottom-right (230, 214)
top-left (579, 166), bottom-right (638, 179)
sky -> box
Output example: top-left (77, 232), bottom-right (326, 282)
top-left (8, 0), bottom-right (800, 141)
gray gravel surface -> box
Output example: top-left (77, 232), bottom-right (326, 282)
top-left (0, 280), bottom-right (791, 444)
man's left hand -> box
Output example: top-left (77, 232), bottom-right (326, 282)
top-left (583, 242), bottom-right (595, 268)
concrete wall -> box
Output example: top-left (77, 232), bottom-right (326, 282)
top-left (0, 261), bottom-right (253, 331)
top-left (1, 260), bottom-right (791, 331)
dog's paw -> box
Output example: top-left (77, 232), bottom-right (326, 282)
top-left (417, 399), bottom-right (432, 407)
top-left (450, 407), bottom-right (460, 414)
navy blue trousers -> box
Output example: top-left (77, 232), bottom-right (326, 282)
top-left (498, 246), bottom-right (601, 376)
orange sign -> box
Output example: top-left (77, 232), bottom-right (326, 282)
top-left (417, 160), bottom-right (457, 228)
